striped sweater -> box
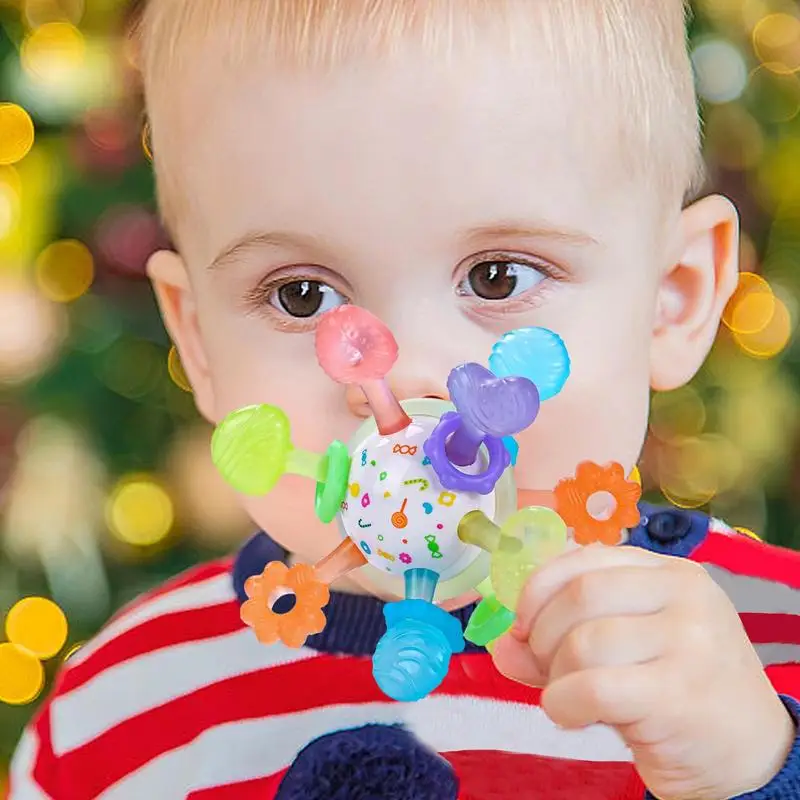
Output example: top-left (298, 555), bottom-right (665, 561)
top-left (8, 505), bottom-right (800, 799)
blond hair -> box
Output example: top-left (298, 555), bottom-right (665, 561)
top-left (133, 0), bottom-right (705, 241)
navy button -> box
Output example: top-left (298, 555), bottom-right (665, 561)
top-left (646, 511), bottom-right (692, 544)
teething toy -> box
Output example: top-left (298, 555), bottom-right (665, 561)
top-left (211, 303), bottom-right (600, 702)
top-left (241, 562), bottom-right (330, 649)
top-left (459, 507), bottom-right (568, 646)
top-left (553, 461), bottom-right (642, 545)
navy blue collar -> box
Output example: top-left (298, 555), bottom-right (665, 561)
top-left (231, 503), bottom-right (710, 657)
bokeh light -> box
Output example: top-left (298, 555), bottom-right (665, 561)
top-left (97, 339), bottom-right (164, 400)
top-left (747, 67), bottom-right (800, 124)
top-left (21, 21), bottom-right (86, 85)
top-left (753, 13), bottom-right (800, 75)
top-left (5, 597), bottom-right (68, 660)
top-left (733, 294), bottom-right (793, 358)
top-left (95, 205), bottom-right (165, 276)
top-left (62, 641), bottom-right (85, 662)
top-left (722, 272), bottom-right (776, 334)
top-left (0, 644), bottom-right (45, 706)
top-left (106, 475), bottom-right (175, 547)
top-left (166, 426), bottom-right (253, 548)
top-left (705, 104), bottom-right (764, 171)
top-left (649, 386), bottom-right (707, 443)
top-left (756, 136), bottom-right (800, 207)
top-left (142, 120), bottom-right (153, 161)
top-left (35, 238), bottom-right (95, 302)
top-left (0, 167), bottom-right (21, 239)
top-left (0, 278), bottom-right (67, 386)
top-left (692, 39), bottom-right (749, 103)
top-left (658, 435), bottom-right (724, 509)
top-left (0, 104), bottom-right (35, 166)
top-left (167, 345), bottom-right (192, 392)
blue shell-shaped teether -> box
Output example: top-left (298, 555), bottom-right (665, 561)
top-left (489, 327), bottom-right (570, 402)
top-left (372, 600), bottom-right (464, 702)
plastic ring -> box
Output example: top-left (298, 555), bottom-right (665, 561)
top-left (423, 412), bottom-right (510, 495)
top-left (315, 440), bottom-right (351, 523)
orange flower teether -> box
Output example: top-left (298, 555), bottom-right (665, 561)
top-left (240, 561), bottom-right (330, 648)
top-left (553, 461), bottom-right (641, 545)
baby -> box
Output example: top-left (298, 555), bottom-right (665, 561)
top-left (10, 1), bottom-right (800, 798)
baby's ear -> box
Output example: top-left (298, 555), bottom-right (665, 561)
top-left (147, 249), bottom-right (217, 421)
top-left (649, 194), bottom-right (739, 391)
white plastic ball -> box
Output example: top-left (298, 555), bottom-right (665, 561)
top-left (337, 399), bottom-right (517, 602)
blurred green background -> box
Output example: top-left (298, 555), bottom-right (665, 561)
top-left (1, 0), bottom-right (800, 784)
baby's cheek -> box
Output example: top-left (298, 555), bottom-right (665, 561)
top-left (512, 357), bottom-right (650, 491)
top-left (241, 476), bottom-right (343, 564)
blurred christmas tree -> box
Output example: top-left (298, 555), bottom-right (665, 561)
top-left (1, 0), bottom-right (800, 782)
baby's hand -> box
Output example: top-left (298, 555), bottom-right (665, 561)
top-left (491, 544), bottom-right (796, 800)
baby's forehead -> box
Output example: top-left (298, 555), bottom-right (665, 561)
top-left (137, 0), bottom-right (699, 250)
top-left (160, 61), bottom-right (641, 262)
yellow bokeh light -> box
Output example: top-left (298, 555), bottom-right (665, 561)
top-left (35, 239), bottom-right (94, 302)
top-left (0, 643), bottom-right (45, 705)
top-left (142, 120), bottom-right (153, 161)
top-left (756, 137), bottom-right (800, 206)
top-left (21, 21), bottom-right (86, 84)
top-left (722, 272), bottom-right (775, 334)
top-left (705, 104), bottom-right (764, 171)
top-left (62, 641), bottom-right (84, 662)
top-left (658, 436), bottom-right (720, 509)
top-left (107, 476), bottom-right (175, 547)
top-left (701, 433), bottom-right (744, 494)
top-left (650, 386), bottom-right (706, 443)
top-left (735, 526), bottom-right (762, 541)
top-left (0, 104), bottom-right (35, 166)
top-left (628, 466), bottom-right (641, 486)
top-left (742, 0), bottom-right (773, 32)
top-left (748, 67), bottom-right (800, 124)
top-left (6, 597), bottom-right (68, 660)
top-left (733, 295), bottom-right (793, 358)
top-left (753, 13), bottom-right (800, 74)
top-left (0, 182), bottom-right (20, 240)
top-left (168, 345), bottom-right (192, 392)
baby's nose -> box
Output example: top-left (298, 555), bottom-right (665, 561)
top-left (345, 381), bottom-right (448, 419)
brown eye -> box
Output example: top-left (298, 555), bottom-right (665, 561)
top-left (275, 280), bottom-right (345, 318)
top-left (463, 260), bottom-right (544, 301)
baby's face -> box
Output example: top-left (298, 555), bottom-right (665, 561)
top-left (156, 43), bottom-right (693, 581)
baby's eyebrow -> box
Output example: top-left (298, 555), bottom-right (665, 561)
top-left (208, 220), bottom-right (600, 271)
top-left (461, 220), bottom-right (600, 249)
top-left (208, 230), bottom-right (331, 271)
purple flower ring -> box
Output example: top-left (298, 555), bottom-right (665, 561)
top-left (423, 411), bottom-right (510, 495)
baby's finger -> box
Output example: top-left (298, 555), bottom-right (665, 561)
top-left (514, 544), bottom-right (666, 638)
top-left (490, 633), bottom-right (547, 687)
top-left (528, 566), bottom-right (674, 672)
top-left (547, 613), bottom-right (667, 683)
top-left (541, 663), bottom-right (658, 730)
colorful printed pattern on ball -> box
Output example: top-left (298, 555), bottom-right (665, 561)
top-left (340, 416), bottom-right (497, 581)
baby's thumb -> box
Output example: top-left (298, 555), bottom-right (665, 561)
top-left (489, 633), bottom-right (547, 687)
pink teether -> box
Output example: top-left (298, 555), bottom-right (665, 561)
top-left (315, 306), bottom-right (411, 435)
